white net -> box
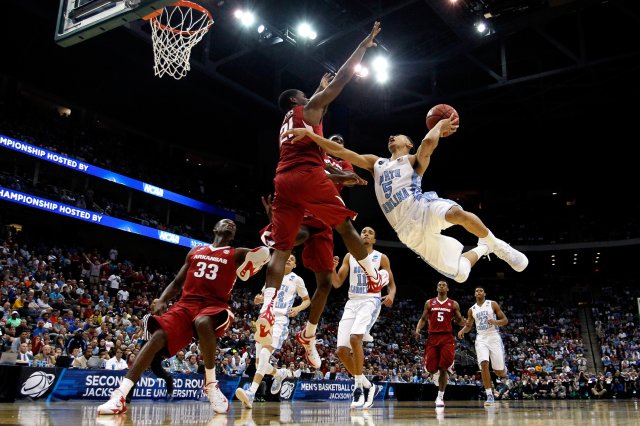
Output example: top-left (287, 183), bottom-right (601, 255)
top-left (148, 1), bottom-right (213, 80)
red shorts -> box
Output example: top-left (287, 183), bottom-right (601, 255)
top-left (424, 333), bottom-right (456, 373)
top-left (271, 166), bottom-right (356, 251)
top-left (259, 214), bottom-right (334, 272)
top-left (149, 301), bottom-right (234, 356)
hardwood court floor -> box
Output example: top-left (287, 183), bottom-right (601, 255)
top-left (1, 399), bottom-right (639, 425)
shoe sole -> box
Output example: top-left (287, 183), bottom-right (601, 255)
top-left (235, 389), bottom-right (253, 409)
top-left (254, 318), bottom-right (273, 345)
top-left (295, 333), bottom-right (321, 369)
top-left (96, 406), bottom-right (127, 415)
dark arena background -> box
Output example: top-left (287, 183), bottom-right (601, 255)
top-left (1, 1), bottom-right (639, 425)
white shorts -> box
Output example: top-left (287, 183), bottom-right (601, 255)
top-left (271, 315), bottom-right (290, 351)
top-left (394, 198), bottom-right (463, 279)
top-left (337, 297), bottom-right (381, 349)
top-left (475, 332), bottom-right (505, 371)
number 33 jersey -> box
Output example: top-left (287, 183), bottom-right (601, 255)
top-left (181, 245), bottom-right (237, 305)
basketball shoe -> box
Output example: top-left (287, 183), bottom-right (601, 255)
top-left (235, 387), bottom-right (255, 409)
top-left (97, 389), bottom-right (127, 415)
top-left (479, 238), bottom-right (528, 272)
top-left (366, 269), bottom-right (389, 293)
top-left (484, 393), bottom-right (495, 407)
top-left (270, 368), bottom-right (288, 394)
top-left (255, 300), bottom-right (275, 346)
top-left (294, 327), bottom-right (321, 369)
top-left (363, 384), bottom-right (377, 409)
top-left (204, 381), bottom-right (229, 413)
top-left (435, 396), bottom-right (445, 408)
top-left (350, 386), bottom-right (365, 409)
top-left (237, 246), bottom-right (271, 281)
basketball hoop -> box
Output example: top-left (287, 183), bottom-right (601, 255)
top-left (144, 1), bottom-right (213, 80)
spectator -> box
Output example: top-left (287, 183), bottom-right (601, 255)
top-left (33, 344), bottom-right (56, 367)
top-left (169, 351), bottom-right (191, 374)
top-left (105, 348), bottom-right (128, 370)
top-left (72, 347), bottom-right (94, 369)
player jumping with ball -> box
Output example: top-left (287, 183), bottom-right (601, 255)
top-left (283, 115), bottom-right (528, 283)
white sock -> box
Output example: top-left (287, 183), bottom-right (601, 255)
top-left (479, 230), bottom-right (498, 248)
top-left (249, 382), bottom-right (259, 393)
top-left (486, 388), bottom-right (493, 396)
top-left (356, 255), bottom-right (377, 278)
top-left (363, 376), bottom-right (372, 389)
top-left (438, 390), bottom-right (445, 399)
top-left (262, 287), bottom-right (276, 308)
top-left (258, 348), bottom-right (272, 373)
top-left (119, 378), bottom-right (134, 397)
top-left (354, 375), bottom-right (364, 389)
top-left (305, 322), bottom-right (317, 337)
top-left (471, 245), bottom-right (489, 258)
top-left (205, 368), bottom-right (216, 384)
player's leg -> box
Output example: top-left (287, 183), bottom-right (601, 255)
top-left (445, 204), bottom-right (528, 272)
top-left (435, 336), bottom-right (456, 407)
top-left (351, 298), bottom-right (381, 409)
top-left (476, 338), bottom-right (495, 406)
top-left (98, 329), bottom-right (168, 414)
top-left (336, 302), bottom-right (357, 374)
top-left (488, 334), bottom-right (508, 378)
top-left (295, 229), bottom-right (333, 369)
top-left (195, 311), bottom-right (230, 413)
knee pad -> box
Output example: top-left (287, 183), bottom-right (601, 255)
top-left (453, 257), bottom-right (471, 283)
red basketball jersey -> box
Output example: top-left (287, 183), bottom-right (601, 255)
top-left (427, 297), bottom-right (457, 334)
top-left (181, 245), bottom-right (237, 305)
top-left (276, 105), bottom-right (324, 174)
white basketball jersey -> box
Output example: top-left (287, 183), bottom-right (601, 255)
top-left (347, 250), bottom-right (383, 299)
top-left (373, 155), bottom-right (435, 229)
top-left (472, 299), bottom-right (499, 335)
top-left (272, 272), bottom-right (308, 316)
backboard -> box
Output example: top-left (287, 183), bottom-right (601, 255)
top-left (55, 0), bottom-right (175, 47)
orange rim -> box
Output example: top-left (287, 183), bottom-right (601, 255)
top-left (144, 1), bottom-right (213, 35)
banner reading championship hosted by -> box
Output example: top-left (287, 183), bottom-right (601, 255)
top-left (13, 367), bottom-right (388, 403)
top-left (0, 133), bottom-right (233, 218)
top-left (0, 186), bottom-right (208, 249)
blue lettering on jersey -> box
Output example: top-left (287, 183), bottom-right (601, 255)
top-left (476, 310), bottom-right (490, 331)
top-left (381, 188), bottom-right (410, 214)
top-left (275, 283), bottom-right (289, 309)
top-left (349, 269), bottom-right (368, 294)
top-left (379, 169), bottom-right (402, 199)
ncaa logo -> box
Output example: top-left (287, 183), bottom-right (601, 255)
top-left (21, 371), bottom-right (56, 398)
top-left (223, 250), bottom-right (230, 254)
top-left (279, 381), bottom-right (295, 400)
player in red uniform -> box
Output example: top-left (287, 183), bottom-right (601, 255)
top-left (415, 279), bottom-right (465, 408)
top-left (255, 22), bottom-right (389, 364)
top-left (97, 219), bottom-right (270, 416)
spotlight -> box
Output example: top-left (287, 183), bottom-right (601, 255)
top-left (234, 9), bottom-right (255, 27)
top-left (257, 24), bottom-right (265, 33)
top-left (355, 63), bottom-right (369, 78)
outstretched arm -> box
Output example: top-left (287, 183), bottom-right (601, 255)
top-left (413, 117), bottom-right (459, 176)
top-left (304, 22), bottom-right (381, 124)
top-left (284, 128), bottom-right (378, 173)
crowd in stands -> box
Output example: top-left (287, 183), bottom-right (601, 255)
top-left (2, 220), bottom-right (639, 401)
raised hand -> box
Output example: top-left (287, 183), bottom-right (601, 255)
top-left (319, 73), bottom-right (334, 90)
top-left (361, 21), bottom-right (381, 49)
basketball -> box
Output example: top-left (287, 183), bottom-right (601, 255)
top-left (426, 104), bottom-right (459, 137)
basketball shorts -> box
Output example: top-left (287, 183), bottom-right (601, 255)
top-left (271, 166), bottom-right (356, 253)
top-left (260, 214), bottom-right (334, 273)
top-left (149, 301), bottom-right (233, 356)
top-left (271, 315), bottom-right (290, 351)
top-left (394, 197), bottom-right (463, 279)
top-left (475, 332), bottom-right (506, 371)
top-left (424, 332), bottom-right (456, 373)
top-left (337, 297), bottom-right (381, 348)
